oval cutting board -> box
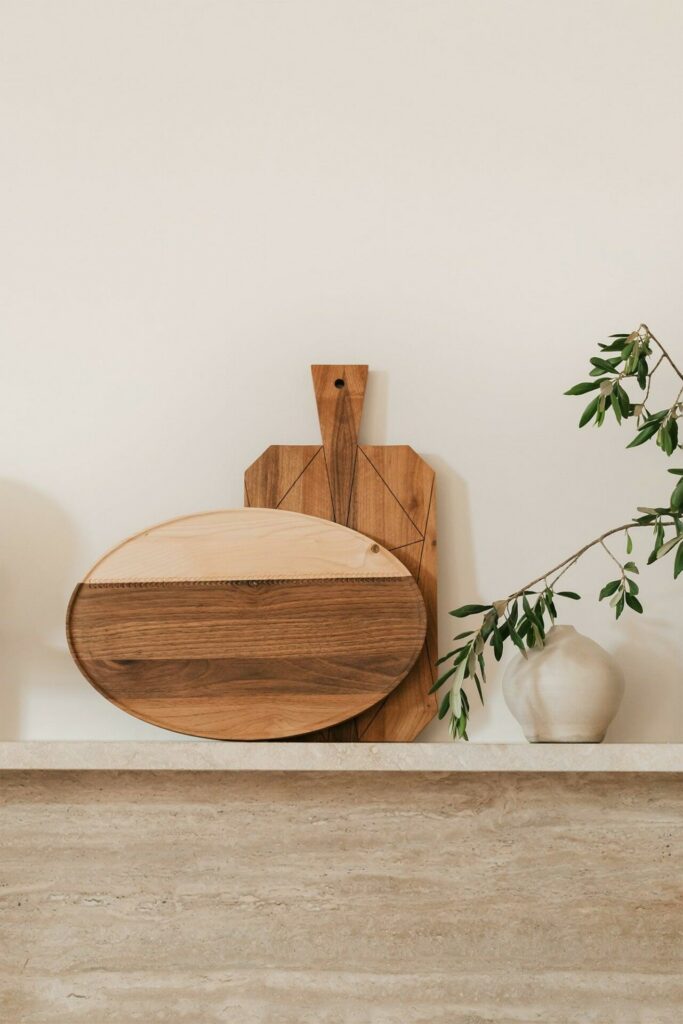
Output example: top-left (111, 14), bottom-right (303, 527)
top-left (67, 508), bottom-right (426, 740)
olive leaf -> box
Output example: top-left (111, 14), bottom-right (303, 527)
top-left (675, 543), bottom-right (683, 580)
top-left (599, 580), bottom-right (620, 600)
top-left (627, 420), bottom-right (661, 448)
top-left (564, 380), bottom-right (604, 396)
top-left (449, 603), bottom-right (492, 618)
top-left (671, 477), bottom-right (683, 511)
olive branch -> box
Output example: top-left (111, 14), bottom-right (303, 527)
top-left (437, 324), bottom-right (683, 740)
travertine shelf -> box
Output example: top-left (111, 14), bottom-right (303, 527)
top-left (3, 745), bottom-right (682, 1020)
top-left (0, 741), bottom-right (680, 772)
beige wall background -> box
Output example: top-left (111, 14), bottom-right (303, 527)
top-left (1, 0), bottom-right (681, 742)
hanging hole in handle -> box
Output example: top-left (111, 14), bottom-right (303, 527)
top-left (334, 378), bottom-right (345, 389)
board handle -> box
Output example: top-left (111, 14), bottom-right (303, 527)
top-left (311, 365), bottom-right (368, 526)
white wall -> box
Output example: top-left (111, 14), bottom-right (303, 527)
top-left (1, 0), bottom-right (681, 742)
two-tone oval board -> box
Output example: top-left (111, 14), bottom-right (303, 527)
top-left (67, 508), bottom-right (426, 739)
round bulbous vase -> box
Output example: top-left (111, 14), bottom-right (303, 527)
top-left (502, 624), bottom-right (624, 743)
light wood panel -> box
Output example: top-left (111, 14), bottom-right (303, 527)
top-left (244, 365), bottom-right (438, 742)
top-left (1, 771), bottom-right (679, 1022)
top-left (67, 509), bottom-right (426, 740)
top-left (84, 507), bottom-right (408, 583)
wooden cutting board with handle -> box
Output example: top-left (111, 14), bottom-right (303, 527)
top-left (244, 365), bottom-right (437, 741)
top-left (67, 508), bottom-right (426, 740)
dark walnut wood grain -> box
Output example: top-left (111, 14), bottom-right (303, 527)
top-left (67, 509), bottom-right (426, 741)
top-left (68, 580), bottom-right (425, 740)
top-left (244, 365), bottom-right (438, 742)
top-left (311, 364), bottom-right (368, 524)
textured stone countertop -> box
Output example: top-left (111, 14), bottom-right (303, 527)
top-left (0, 741), bottom-right (680, 772)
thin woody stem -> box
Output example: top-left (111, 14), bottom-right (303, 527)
top-left (600, 537), bottom-right (624, 575)
top-left (505, 519), bottom-right (677, 603)
top-left (642, 353), bottom-right (664, 407)
top-left (641, 324), bottom-right (683, 382)
top-left (548, 559), bottom-right (578, 588)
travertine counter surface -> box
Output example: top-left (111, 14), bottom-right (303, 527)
top-left (0, 740), bottom-right (680, 771)
top-left (1, 744), bottom-right (680, 1023)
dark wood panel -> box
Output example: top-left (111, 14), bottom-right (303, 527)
top-left (311, 364), bottom-right (368, 524)
top-left (79, 653), bottom-right (414, 698)
top-left (68, 579), bottom-right (425, 740)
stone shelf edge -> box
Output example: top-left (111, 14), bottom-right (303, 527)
top-left (0, 742), bottom-right (680, 772)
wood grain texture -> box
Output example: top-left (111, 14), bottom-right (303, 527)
top-left (84, 507), bottom-right (408, 583)
top-left (244, 367), bottom-right (438, 741)
top-left (353, 447), bottom-right (438, 741)
top-left (243, 447), bottom-right (331, 519)
top-left (67, 510), bottom-right (426, 740)
top-left (311, 364), bottom-right (368, 525)
top-left (1, 770), bottom-right (680, 1023)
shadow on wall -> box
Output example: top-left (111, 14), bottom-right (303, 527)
top-left (0, 480), bottom-right (79, 739)
top-left (610, 621), bottom-right (683, 742)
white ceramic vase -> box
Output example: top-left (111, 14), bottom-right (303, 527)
top-left (502, 624), bottom-right (624, 743)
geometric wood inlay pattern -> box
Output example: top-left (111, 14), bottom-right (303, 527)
top-left (245, 365), bottom-right (437, 741)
